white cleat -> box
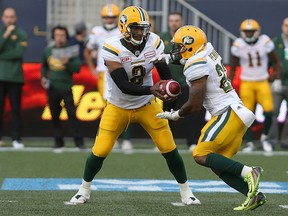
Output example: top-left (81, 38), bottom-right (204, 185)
top-left (180, 190), bottom-right (201, 205)
top-left (121, 140), bottom-right (133, 152)
top-left (242, 142), bottom-right (254, 152)
top-left (69, 187), bottom-right (91, 204)
top-left (260, 134), bottom-right (273, 152)
top-left (12, 140), bottom-right (24, 149)
top-left (262, 140), bottom-right (273, 152)
top-left (181, 196), bottom-right (201, 205)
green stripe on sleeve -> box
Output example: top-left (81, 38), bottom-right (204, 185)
top-left (103, 46), bottom-right (118, 56)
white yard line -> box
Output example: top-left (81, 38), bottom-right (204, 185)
top-left (0, 147), bottom-right (288, 156)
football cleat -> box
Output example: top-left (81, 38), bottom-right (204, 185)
top-left (245, 166), bottom-right (263, 198)
top-left (233, 192), bottom-right (267, 210)
top-left (180, 189), bottom-right (201, 205)
top-left (242, 142), bottom-right (254, 152)
top-left (121, 140), bottom-right (133, 151)
top-left (261, 140), bottom-right (273, 152)
top-left (69, 187), bottom-right (91, 204)
top-left (12, 140), bottom-right (24, 149)
top-left (181, 196), bottom-right (201, 205)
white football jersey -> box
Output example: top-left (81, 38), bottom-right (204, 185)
top-left (102, 32), bottom-right (164, 109)
top-left (184, 43), bottom-right (241, 117)
top-left (231, 34), bottom-right (274, 81)
top-left (86, 26), bottom-right (121, 72)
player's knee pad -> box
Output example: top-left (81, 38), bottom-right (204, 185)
top-left (92, 132), bottom-right (117, 157)
top-left (154, 128), bottom-right (176, 153)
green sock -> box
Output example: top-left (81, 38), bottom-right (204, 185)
top-left (244, 127), bottom-right (253, 142)
top-left (205, 153), bottom-right (244, 176)
top-left (162, 148), bottom-right (187, 183)
top-left (83, 153), bottom-right (106, 182)
top-left (219, 171), bottom-right (248, 196)
top-left (263, 112), bottom-right (272, 135)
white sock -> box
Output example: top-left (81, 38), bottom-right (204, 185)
top-left (178, 182), bottom-right (190, 191)
top-left (260, 134), bottom-right (267, 142)
top-left (241, 166), bottom-right (252, 178)
top-left (81, 179), bottom-right (91, 189)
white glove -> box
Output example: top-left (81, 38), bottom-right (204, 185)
top-left (271, 79), bottom-right (282, 93)
top-left (149, 53), bottom-right (171, 64)
top-left (156, 109), bottom-right (182, 121)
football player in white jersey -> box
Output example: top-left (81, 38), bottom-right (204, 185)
top-left (85, 3), bottom-right (121, 89)
top-left (156, 25), bottom-right (266, 210)
top-left (230, 19), bottom-right (281, 152)
top-left (69, 6), bottom-right (200, 206)
top-left (85, 4), bottom-right (134, 151)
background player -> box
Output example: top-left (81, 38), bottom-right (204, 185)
top-left (85, 4), bottom-right (133, 151)
top-left (230, 19), bottom-right (281, 152)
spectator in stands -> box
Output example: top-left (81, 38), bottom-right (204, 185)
top-left (69, 21), bottom-right (87, 64)
top-left (41, 25), bottom-right (84, 150)
top-left (268, 17), bottom-right (288, 149)
top-left (85, 4), bottom-right (133, 152)
top-left (230, 19), bottom-right (281, 152)
top-left (0, 7), bottom-right (27, 149)
top-left (160, 12), bottom-right (206, 152)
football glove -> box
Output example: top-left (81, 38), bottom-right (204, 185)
top-left (271, 79), bottom-right (282, 93)
top-left (149, 53), bottom-right (172, 65)
top-left (156, 109), bottom-right (182, 121)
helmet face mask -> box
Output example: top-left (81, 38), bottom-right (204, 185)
top-left (171, 25), bottom-right (207, 60)
top-left (240, 19), bottom-right (260, 43)
top-left (118, 6), bottom-right (150, 46)
top-left (128, 23), bottom-right (150, 45)
top-left (171, 43), bottom-right (186, 61)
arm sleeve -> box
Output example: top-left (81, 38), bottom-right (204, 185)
top-left (231, 39), bottom-right (242, 58)
top-left (263, 35), bottom-right (274, 53)
top-left (184, 62), bottom-right (209, 82)
top-left (110, 67), bottom-right (151, 95)
top-left (0, 37), bottom-right (8, 51)
top-left (155, 62), bottom-right (173, 80)
top-left (66, 56), bottom-right (81, 73)
top-left (41, 49), bottom-right (48, 78)
top-left (0, 31), bottom-right (27, 60)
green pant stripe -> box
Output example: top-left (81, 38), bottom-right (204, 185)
top-left (210, 108), bottom-right (231, 140)
top-left (202, 107), bottom-right (231, 142)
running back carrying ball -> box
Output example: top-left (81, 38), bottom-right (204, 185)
top-left (159, 80), bottom-right (181, 100)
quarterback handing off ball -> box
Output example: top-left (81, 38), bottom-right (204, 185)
top-left (159, 80), bottom-right (181, 100)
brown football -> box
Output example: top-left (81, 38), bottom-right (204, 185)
top-left (159, 80), bottom-right (181, 99)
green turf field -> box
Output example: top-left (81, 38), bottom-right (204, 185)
top-left (0, 138), bottom-right (287, 216)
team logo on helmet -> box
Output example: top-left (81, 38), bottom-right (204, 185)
top-left (182, 36), bottom-right (194, 45)
top-left (120, 14), bottom-right (128, 25)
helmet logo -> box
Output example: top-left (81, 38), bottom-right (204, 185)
top-left (120, 14), bottom-right (128, 25)
top-left (182, 36), bottom-right (194, 45)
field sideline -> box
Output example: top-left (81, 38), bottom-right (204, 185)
top-left (0, 138), bottom-right (288, 215)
